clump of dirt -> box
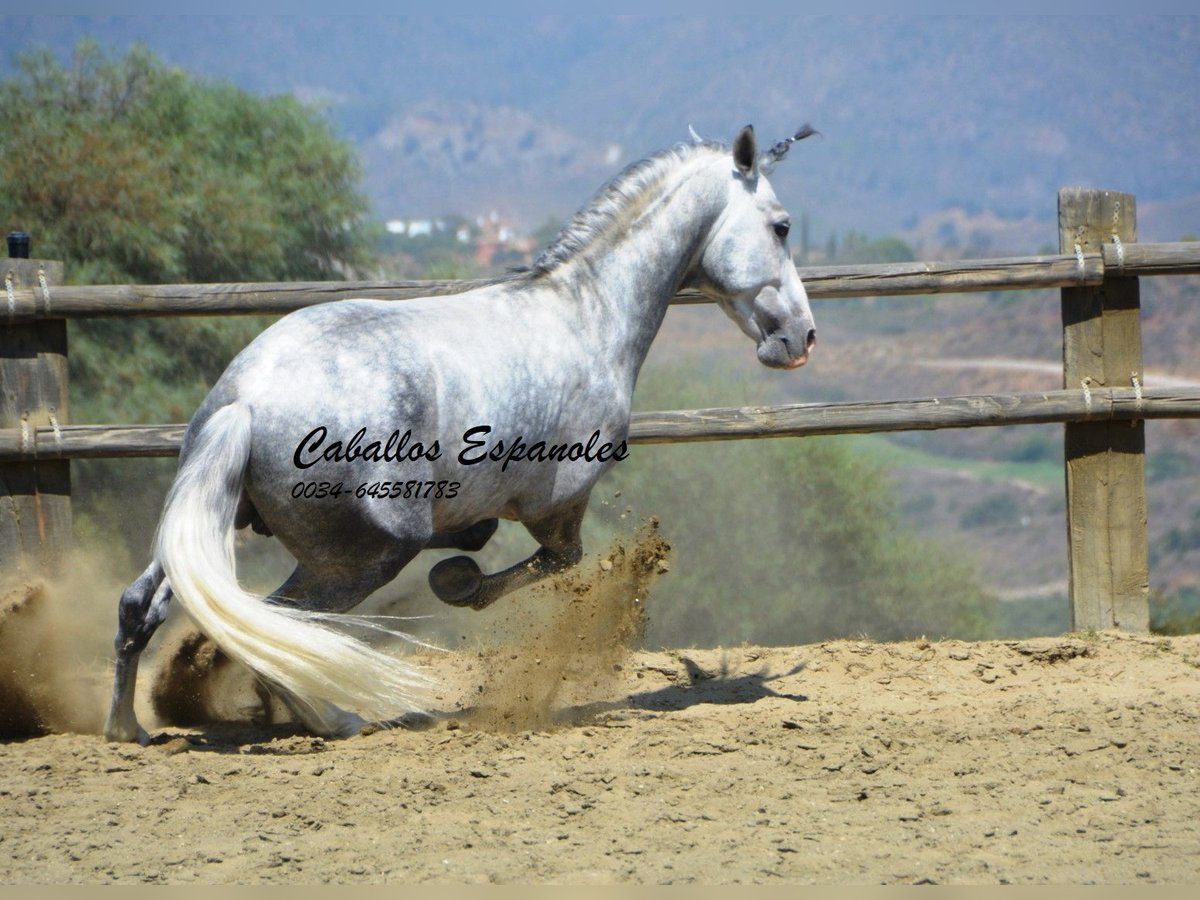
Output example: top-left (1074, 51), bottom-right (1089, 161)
top-left (465, 517), bottom-right (672, 731)
top-left (1010, 638), bottom-right (1093, 663)
top-left (150, 626), bottom-right (282, 728)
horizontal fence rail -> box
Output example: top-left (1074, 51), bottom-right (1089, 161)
top-left (3, 242), bottom-right (1198, 321)
top-left (3, 387), bottom-right (1198, 462)
top-left (630, 387), bottom-right (1200, 443)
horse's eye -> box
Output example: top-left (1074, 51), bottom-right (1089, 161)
top-left (773, 221), bottom-right (790, 240)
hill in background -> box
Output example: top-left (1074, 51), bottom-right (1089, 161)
top-left (3, 16), bottom-right (1198, 247)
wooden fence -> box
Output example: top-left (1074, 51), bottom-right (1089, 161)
top-left (3, 188), bottom-right (1200, 633)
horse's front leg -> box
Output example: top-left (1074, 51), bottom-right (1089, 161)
top-left (104, 561), bottom-right (173, 743)
top-left (429, 498), bottom-right (586, 610)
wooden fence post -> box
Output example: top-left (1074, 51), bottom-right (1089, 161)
top-left (0, 248), bottom-right (69, 582)
top-left (1059, 188), bottom-right (1149, 632)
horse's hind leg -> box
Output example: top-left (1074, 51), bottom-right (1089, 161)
top-left (427, 518), bottom-right (498, 552)
top-left (429, 498), bottom-right (586, 610)
top-left (104, 561), bottom-right (173, 743)
top-left (263, 561), bottom-right (411, 737)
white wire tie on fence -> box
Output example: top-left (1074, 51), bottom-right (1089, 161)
top-left (38, 268), bottom-right (51, 315)
top-left (1073, 242), bottom-right (1085, 275)
top-left (1081, 377), bottom-right (1094, 415)
top-left (19, 411), bottom-right (31, 458)
top-left (4, 271), bottom-right (14, 321)
top-left (1131, 373), bottom-right (1144, 426)
top-left (1111, 234), bottom-right (1125, 272)
top-left (48, 407), bottom-right (63, 453)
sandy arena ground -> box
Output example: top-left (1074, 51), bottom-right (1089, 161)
top-left (2, 595), bottom-right (1198, 885)
top-left (2, 524), bottom-right (1199, 884)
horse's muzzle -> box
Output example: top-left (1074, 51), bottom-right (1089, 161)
top-left (760, 327), bottom-right (816, 369)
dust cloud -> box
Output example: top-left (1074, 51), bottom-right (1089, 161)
top-left (461, 518), bottom-right (671, 731)
top-left (2, 519), bottom-right (672, 740)
top-left (0, 547), bottom-right (128, 738)
top-left (146, 517), bottom-right (672, 735)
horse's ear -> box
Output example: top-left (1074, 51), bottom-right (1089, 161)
top-left (733, 125), bottom-right (757, 177)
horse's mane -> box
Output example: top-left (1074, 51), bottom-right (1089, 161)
top-left (530, 140), bottom-right (726, 276)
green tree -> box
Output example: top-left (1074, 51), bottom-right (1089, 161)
top-left (1, 40), bottom-right (373, 284)
top-left (0, 41), bottom-right (378, 564)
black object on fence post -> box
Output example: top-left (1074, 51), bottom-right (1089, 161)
top-left (0, 232), bottom-right (71, 581)
top-left (1059, 189), bottom-right (1150, 633)
top-left (7, 232), bottom-right (30, 259)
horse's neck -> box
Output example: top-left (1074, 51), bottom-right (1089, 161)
top-left (561, 164), bottom-right (722, 379)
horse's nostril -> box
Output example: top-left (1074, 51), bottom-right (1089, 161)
top-left (806, 329), bottom-right (817, 349)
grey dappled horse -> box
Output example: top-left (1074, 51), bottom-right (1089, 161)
top-left (105, 125), bottom-right (818, 743)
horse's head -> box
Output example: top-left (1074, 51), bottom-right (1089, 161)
top-left (693, 125), bottom-right (817, 370)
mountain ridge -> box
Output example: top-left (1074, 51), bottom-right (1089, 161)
top-left (2, 16), bottom-right (1197, 244)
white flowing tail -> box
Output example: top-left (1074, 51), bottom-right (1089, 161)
top-left (155, 403), bottom-right (431, 724)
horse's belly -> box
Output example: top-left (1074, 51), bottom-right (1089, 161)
top-left (429, 429), bottom-right (627, 531)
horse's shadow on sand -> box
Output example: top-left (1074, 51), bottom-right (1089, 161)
top-left (550, 656), bottom-right (809, 725)
top-left (147, 656), bottom-right (810, 753)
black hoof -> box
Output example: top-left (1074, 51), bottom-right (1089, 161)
top-left (429, 556), bottom-right (484, 607)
